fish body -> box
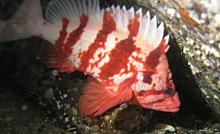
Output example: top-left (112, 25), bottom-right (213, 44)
top-left (0, 0), bottom-right (180, 116)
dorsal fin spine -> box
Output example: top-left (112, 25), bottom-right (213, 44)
top-left (153, 22), bottom-right (164, 46)
top-left (143, 11), bottom-right (151, 40)
top-left (164, 35), bottom-right (170, 52)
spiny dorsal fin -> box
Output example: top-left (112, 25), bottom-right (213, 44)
top-left (110, 5), bottom-right (168, 48)
top-left (45, 0), bottom-right (169, 48)
top-left (45, 0), bottom-right (101, 23)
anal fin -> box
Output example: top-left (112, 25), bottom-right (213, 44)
top-left (79, 79), bottom-right (133, 116)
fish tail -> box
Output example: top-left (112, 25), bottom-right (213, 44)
top-left (0, 0), bottom-right (44, 43)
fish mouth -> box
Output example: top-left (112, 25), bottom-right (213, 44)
top-left (152, 102), bottom-right (180, 112)
top-left (142, 102), bottom-right (180, 112)
top-left (141, 93), bottom-right (181, 112)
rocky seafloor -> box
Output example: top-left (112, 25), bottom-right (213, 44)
top-left (0, 0), bottom-right (220, 134)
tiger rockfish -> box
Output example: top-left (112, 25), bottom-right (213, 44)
top-left (0, 0), bottom-right (180, 116)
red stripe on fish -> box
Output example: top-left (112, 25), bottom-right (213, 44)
top-left (143, 71), bottom-right (154, 84)
top-left (64, 15), bottom-right (88, 56)
top-left (55, 18), bottom-right (69, 51)
top-left (43, 15), bottom-right (88, 72)
top-left (99, 15), bottom-right (140, 80)
top-left (80, 11), bottom-right (116, 70)
top-left (128, 15), bottom-right (140, 37)
top-left (145, 38), bottom-right (167, 69)
top-left (54, 15), bottom-right (88, 56)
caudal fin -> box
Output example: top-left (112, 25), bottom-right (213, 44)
top-left (0, 0), bottom-right (43, 43)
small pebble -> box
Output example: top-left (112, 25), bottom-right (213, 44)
top-left (153, 123), bottom-right (176, 133)
top-left (199, 129), bottom-right (208, 134)
top-left (167, 8), bottom-right (176, 17)
top-left (70, 107), bottom-right (79, 116)
top-left (104, 115), bottom-right (111, 121)
top-left (52, 70), bottom-right (58, 76)
top-left (63, 93), bottom-right (68, 98)
top-left (66, 127), bottom-right (77, 133)
top-left (214, 14), bottom-right (220, 24)
top-left (44, 88), bottom-right (54, 99)
top-left (5, 116), bottom-right (12, 122)
top-left (175, 126), bottom-right (185, 133)
top-left (91, 125), bottom-right (100, 133)
top-left (21, 104), bottom-right (28, 111)
top-left (65, 104), bottom-right (71, 109)
top-left (36, 55), bottom-right (40, 60)
top-left (64, 117), bottom-right (69, 122)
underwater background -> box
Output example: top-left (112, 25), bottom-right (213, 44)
top-left (0, 0), bottom-right (220, 133)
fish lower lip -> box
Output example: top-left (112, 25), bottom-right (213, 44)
top-left (165, 104), bottom-right (180, 112)
top-left (151, 102), bottom-right (180, 112)
top-left (155, 105), bottom-right (180, 112)
top-left (164, 107), bottom-right (179, 112)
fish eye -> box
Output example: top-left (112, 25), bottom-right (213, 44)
top-left (164, 87), bottom-right (173, 95)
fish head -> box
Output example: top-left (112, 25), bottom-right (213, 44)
top-left (132, 54), bottom-right (180, 112)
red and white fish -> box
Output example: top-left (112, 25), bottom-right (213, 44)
top-left (0, 0), bottom-right (180, 116)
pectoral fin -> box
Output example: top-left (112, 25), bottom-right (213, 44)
top-left (79, 79), bottom-right (133, 116)
top-left (42, 44), bottom-right (75, 73)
